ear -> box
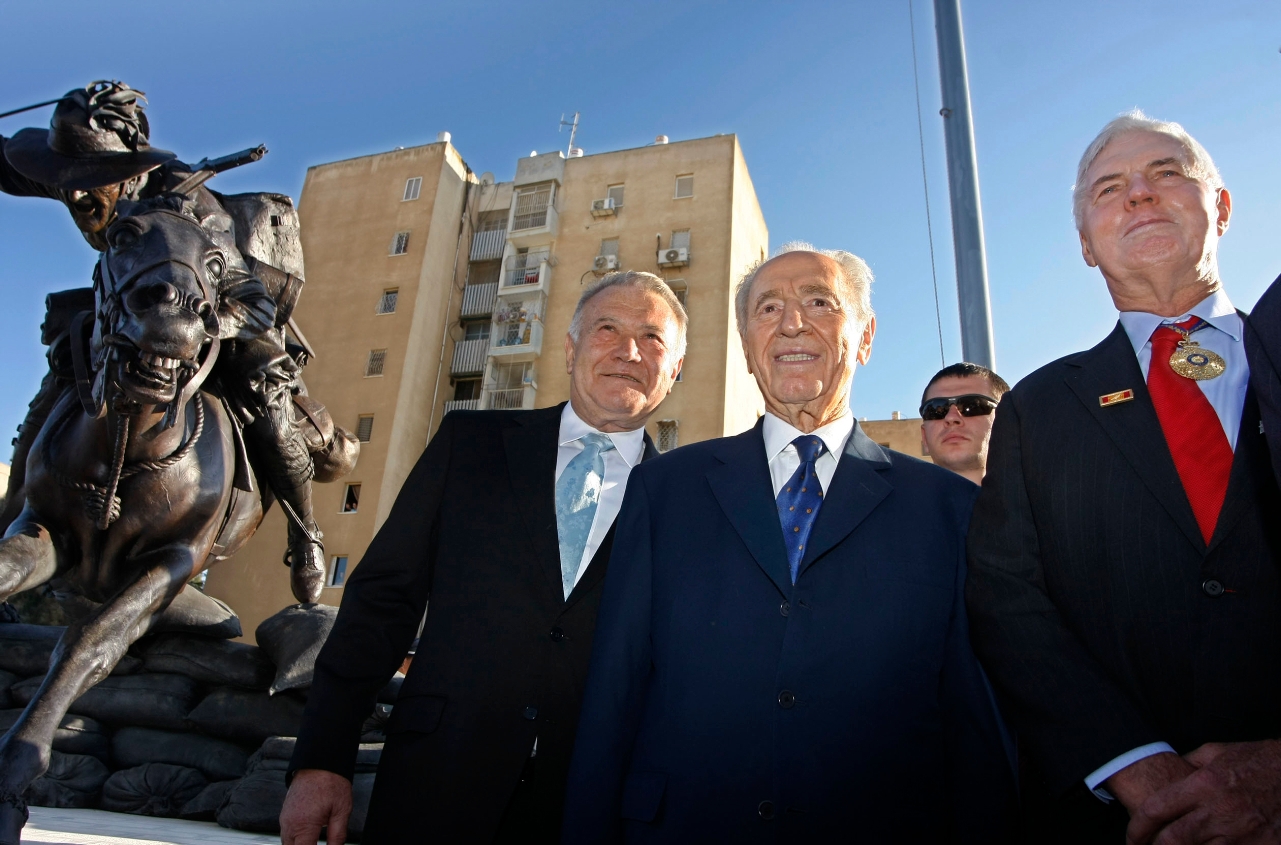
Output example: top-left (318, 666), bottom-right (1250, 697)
top-left (855, 317), bottom-right (876, 366)
top-left (1215, 187), bottom-right (1232, 235)
top-left (1079, 230), bottom-right (1098, 268)
top-left (920, 424), bottom-right (930, 456)
top-left (564, 333), bottom-right (576, 375)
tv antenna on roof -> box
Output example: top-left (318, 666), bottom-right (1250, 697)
top-left (560, 111), bottom-right (582, 157)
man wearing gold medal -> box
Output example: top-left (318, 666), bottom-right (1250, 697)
top-left (966, 110), bottom-right (1281, 843)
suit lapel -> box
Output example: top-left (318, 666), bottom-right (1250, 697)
top-left (1062, 323), bottom-right (1204, 552)
top-left (1209, 387), bottom-right (1265, 552)
top-left (503, 404), bottom-right (567, 604)
top-left (706, 421), bottom-right (793, 597)
top-left (796, 423), bottom-right (893, 579)
top-left (562, 433), bottom-right (661, 610)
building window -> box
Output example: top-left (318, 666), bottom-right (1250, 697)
top-left (478, 210), bottom-right (507, 232)
top-left (376, 289), bottom-right (399, 314)
top-left (656, 420), bottom-right (679, 453)
top-left (328, 556), bottom-right (349, 587)
top-left (390, 231), bottom-right (410, 255)
top-left (600, 238), bottom-right (620, 257)
top-left (671, 229), bottom-right (691, 250)
top-left (674, 175), bottom-right (694, 199)
top-left (463, 319), bottom-right (491, 341)
top-left (665, 278), bottom-right (688, 309)
top-left (356, 415), bottom-right (374, 443)
top-left (512, 183), bottom-right (553, 231)
top-left (454, 378), bottom-right (481, 401)
top-left (341, 484), bottom-right (361, 513)
top-left (365, 349), bottom-right (387, 377)
top-left (607, 184), bottom-right (625, 207)
top-left (402, 177), bottom-right (423, 202)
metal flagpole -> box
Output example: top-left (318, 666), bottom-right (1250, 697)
top-left (933, 0), bottom-right (996, 369)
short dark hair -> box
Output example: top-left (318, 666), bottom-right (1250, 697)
top-left (921, 362), bottom-right (1010, 407)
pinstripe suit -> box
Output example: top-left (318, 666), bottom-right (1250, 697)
top-left (1246, 273), bottom-right (1281, 491)
top-left (966, 322), bottom-right (1281, 840)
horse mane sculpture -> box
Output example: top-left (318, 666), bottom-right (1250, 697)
top-left (0, 194), bottom-right (326, 841)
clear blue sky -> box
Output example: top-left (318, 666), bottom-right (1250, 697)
top-left (1, 0), bottom-right (1278, 443)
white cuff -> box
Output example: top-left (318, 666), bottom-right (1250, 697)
top-left (1084, 742), bottom-right (1177, 802)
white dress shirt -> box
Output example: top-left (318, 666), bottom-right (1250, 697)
top-left (1086, 289), bottom-right (1250, 801)
top-left (762, 411), bottom-right (855, 497)
top-left (555, 402), bottom-right (646, 597)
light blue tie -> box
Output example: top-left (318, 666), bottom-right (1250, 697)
top-left (555, 433), bottom-right (615, 598)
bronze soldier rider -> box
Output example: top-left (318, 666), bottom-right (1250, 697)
top-left (0, 80), bottom-right (348, 603)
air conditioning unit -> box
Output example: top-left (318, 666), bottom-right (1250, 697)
top-left (593, 254), bottom-right (619, 272)
top-left (658, 247), bottom-right (689, 267)
top-left (590, 197), bottom-right (617, 217)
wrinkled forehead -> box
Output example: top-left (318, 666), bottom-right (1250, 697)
top-left (582, 286), bottom-right (680, 333)
top-left (1087, 130), bottom-right (1191, 179)
top-left (751, 251), bottom-right (844, 299)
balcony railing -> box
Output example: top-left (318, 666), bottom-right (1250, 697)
top-left (504, 259), bottom-right (547, 290)
top-left (450, 337), bottom-right (489, 376)
top-left (444, 398), bottom-right (480, 413)
top-left (460, 282), bottom-right (498, 318)
top-left (483, 385), bottom-right (536, 410)
top-left (511, 185), bottom-right (552, 231)
top-left (469, 228), bottom-right (506, 262)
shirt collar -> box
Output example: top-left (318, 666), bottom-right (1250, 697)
top-left (560, 402), bottom-right (646, 468)
top-left (762, 410), bottom-right (855, 464)
top-left (1118, 288), bottom-right (1242, 356)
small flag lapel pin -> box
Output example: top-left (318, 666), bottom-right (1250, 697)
top-left (1099, 389), bottom-right (1135, 407)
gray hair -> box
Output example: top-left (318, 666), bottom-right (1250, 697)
top-left (734, 241), bottom-right (875, 339)
top-left (1072, 109), bottom-right (1223, 230)
top-left (569, 270), bottom-right (688, 359)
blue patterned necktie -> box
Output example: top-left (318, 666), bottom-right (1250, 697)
top-left (555, 433), bottom-right (616, 599)
top-left (777, 435), bottom-right (826, 584)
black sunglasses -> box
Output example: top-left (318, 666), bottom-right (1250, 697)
top-left (919, 394), bottom-right (998, 421)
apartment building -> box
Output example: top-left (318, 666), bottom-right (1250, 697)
top-left (205, 133), bottom-right (769, 637)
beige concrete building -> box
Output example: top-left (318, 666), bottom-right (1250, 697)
top-left (206, 133), bottom-right (772, 638)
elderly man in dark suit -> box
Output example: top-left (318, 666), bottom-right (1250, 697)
top-left (968, 110), bottom-right (1281, 844)
top-left (279, 271), bottom-right (685, 844)
top-left (562, 243), bottom-right (1017, 843)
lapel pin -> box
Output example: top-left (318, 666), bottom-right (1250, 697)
top-left (1099, 389), bottom-right (1135, 407)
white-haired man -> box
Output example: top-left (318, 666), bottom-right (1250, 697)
top-left (281, 271), bottom-right (685, 844)
top-left (562, 244), bottom-right (1017, 842)
top-left (967, 111), bottom-right (1281, 843)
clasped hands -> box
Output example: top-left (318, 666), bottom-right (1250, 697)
top-left (1106, 740), bottom-right (1281, 844)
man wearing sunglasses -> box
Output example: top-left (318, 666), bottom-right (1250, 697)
top-left (967, 112), bottom-right (1281, 843)
top-left (919, 363), bottom-right (1010, 484)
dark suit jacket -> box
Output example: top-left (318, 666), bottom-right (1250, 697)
top-left (562, 419), bottom-right (1017, 844)
top-left (967, 322), bottom-right (1281, 841)
top-left (291, 403), bottom-right (658, 843)
top-left (1246, 273), bottom-right (1281, 489)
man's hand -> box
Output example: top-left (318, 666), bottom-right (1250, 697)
top-left (279, 769), bottom-right (353, 845)
top-left (1106, 752), bottom-right (1198, 815)
top-left (1125, 740), bottom-right (1281, 845)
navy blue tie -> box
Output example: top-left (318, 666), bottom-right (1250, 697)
top-left (777, 435), bottom-right (826, 584)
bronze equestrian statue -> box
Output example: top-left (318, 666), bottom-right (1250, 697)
top-left (0, 193), bottom-right (313, 841)
top-left (0, 80), bottom-right (353, 604)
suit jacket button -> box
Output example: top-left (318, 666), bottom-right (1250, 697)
top-left (778, 690), bottom-right (795, 709)
top-left (549, 626), bottom-right (565, 641)
top-left (779, 601), bottom-right (791, 617)
top-left (523, 706), bottom-right (538, 720)
top-left (758, 800), bottom-right (775, 820)
top-left (1202, 579), bottom-right (1225, 597)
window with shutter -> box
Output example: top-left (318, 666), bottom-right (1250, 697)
top-left (600, 238), bottom-right (620, 257)
top-left (356, 415), bottom-right (374, 442)
top-left (671, 230), bottom-right (691, 250)
top-left (377, 289), bottom-right (398, 314)
top-left (607, 184), bottom-right (625, 207)
top-left (390, 232), bottom-right (410, 255)
top-left (656, 420), bottom-right (679, 452)
top-left (674, 175), bottom-right (694, 199)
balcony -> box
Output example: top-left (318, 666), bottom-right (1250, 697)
top-left (460, 282), bottom-right (498, 318)
top-left (444, 398), bottom-right (480, 414)
top-left (483, 385), bottom-right (537, 410)
top-left (489, 293), bottom-right (545, 362)
top-left (501, 258), bottom-right (548, 293)
top-left (450, 337), bottom-right (489, 376)
top-left (469, 228), bottom-right (506, 262)
top-left (508, 183), bottom-right (558, 247)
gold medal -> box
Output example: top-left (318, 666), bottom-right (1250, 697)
top-left (1169, 330), bottom-right (1226, 381)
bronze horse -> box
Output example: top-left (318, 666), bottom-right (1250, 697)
top-left (0, 195), bottom-right (289, 841)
